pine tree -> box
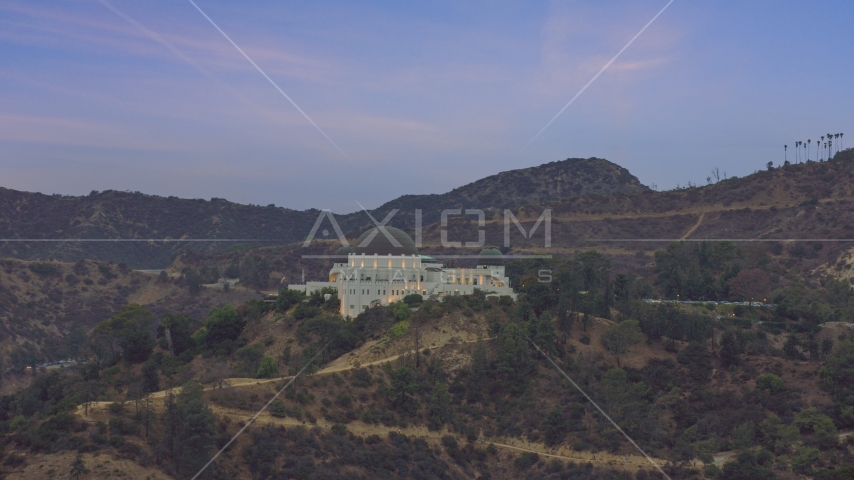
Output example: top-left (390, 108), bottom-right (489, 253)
top-left (467, 338), bottom-right (489, 403)
top-left (496, 322), bottom-right (530, 395)
top-left (427, 382), bottom-right (452, 430)
top-left (719, 330), bottom-right (742, 367)
top-left (542, 407), bottom-right (569, 446)
top-left (70, 455), bottom-right (89, 480)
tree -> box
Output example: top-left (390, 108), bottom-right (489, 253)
top-left (256, 356), bottom-right (278, 378)
top-left (70, 454), bottom-right (90, 480)
top-left (783, 334), bottom-right (804, 360)
top-left (542, 407), bottom-right (569, 446)
top-left (528, 311), bottom-right (557, 355)
top-left (720, 451), bottom-right (776, 480)
top-left (784, 145), bottom-right (787, 162)
top-left (184, 268), bottom-right (202, 295)
top-left (598, 368), bottom-right (649, 431)
top-left (388, 366), bottom-right (417, 414)
top-left (275, 289), bottom-right (305, 312)
top-left (677, 342), bottom-right (713, 383)
top-left (173, 382), bottom-right (217, 478)
top-left (496, 322), bottom-right (530, 395)
top-left (120, 329), bottom-right (155, 364)
top-left (731, 421), bottom-right (755, 449)
top-left (208, 362), bottom-right (231, 389)
top-left (720, 330), bottom-right (743, 367)
top-left (467, 337), bottom-right (489, 403)
top-left (240, 255), bottom-right (271, 289)
top-left (201, 305), bottom-right (245, 348)
top-left (807, 139), bottom-right (811, 161)
top-left (392, 301), bottom-right (411, 321)
top-left (728, 268), bottom-right (770, 306)
top-left (600, 319), bottom-right (642, 367)
top-left (159, 313), bottom-right (195, 356)
top-left (142, 361), bottom-right (160, 393)
top-left (427, 382), bottom-right (452, 430)
top-left (795, 408), bottom-right (838, 449)
top-left (93, 304), bottom-right (154, 363)
top-left (756, 373), bottom-right (783, 393)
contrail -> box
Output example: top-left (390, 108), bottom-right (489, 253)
top-left (188, 0), bottom-right (348, 159)
top-left (98, 0), bottom-right (204, 71)
top-left (526, 0), bottom-right (676, 147)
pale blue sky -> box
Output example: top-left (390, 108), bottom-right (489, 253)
top-left (1, 1), bottom-right (852, 212)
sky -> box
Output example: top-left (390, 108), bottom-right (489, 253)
top-left (1, 0), bottom-right (852, 213)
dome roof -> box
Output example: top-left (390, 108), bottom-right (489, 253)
top-left (335, 245), bottom-right (352, 255)
top-left (477, 247), bottom-right (504, 266)
top-left (352, 226), bottom-right (418, 256)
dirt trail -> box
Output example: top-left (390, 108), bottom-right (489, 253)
top-left (206, 405), bottom-right (668, 473)
top-left (680, 212), bottom-right (705, 240)
top-left (76, 337), bottom-right (492, 409)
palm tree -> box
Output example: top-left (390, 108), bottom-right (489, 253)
top-left (841, 133), bottom-right (844, 151)
top-left (807, 139), bottom-right (811, 161)
top-left (821, 136), bottom-right (825, 160)
top-left (784, 144), bottom-right (788, 162)
top-left (797, 141), bottom-right (801, 163)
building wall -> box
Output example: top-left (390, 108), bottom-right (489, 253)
top-left (292, 253), bottom-right (516, 318)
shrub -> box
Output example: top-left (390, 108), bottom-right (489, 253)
top-left (269, 400), bottom-right (286, 418)
top-left (28, 262), bottom-right (58, 276)
top-left (402, 294), bottom-right (423, 306)
top-left (757, 373), bottom-right (783, 393)
top-left (10, 415), bottom-right (27, 432)
top-left (703, 464), bottom-right (721, 478)
top-left (392, 302), bottom-right (411, 321)
top-left (514, 452), bottom-right (540, 469)
top-left (389, 320), bottom-right (410, 338)
top-left (256, 356), bottom-right (279, 378)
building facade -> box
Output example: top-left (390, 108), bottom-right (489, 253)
top-left (290, 227), bottom-right (517, 317)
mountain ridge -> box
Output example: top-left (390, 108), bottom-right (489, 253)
top-left (0, 157), bottom-right (646, 267)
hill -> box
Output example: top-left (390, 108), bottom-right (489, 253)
top-left (0, 157), bottom-right (646, 268)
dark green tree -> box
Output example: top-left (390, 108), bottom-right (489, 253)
top-left (496, 322), bottom-right (530, 395)
top-left (388, 366), bottom-right (417, 414)
top-left (174, 382), bottom-right (217, 478)
top-left (529, 311), bottom-right (558, 355)
top-left (720, 451), bottom-right (777, 480)
top-left (600, 319), bottom-right (642, 367)
top-left (720, 330), bottom-right (743, 367)
top-left (202, 305), bottom-right (245, 347)
top-left (542, 407), bottom-right (569, 446)
top-left (69, 454), bottom-right (90, 480)
top-left (120, 329), bottom-right (155, 364)
top-left (427, 382), bottom-right (452, 430)
top-left (142, 361), bottom-right (160, 393)
top-left (467, 338), bottom-right (489, 403)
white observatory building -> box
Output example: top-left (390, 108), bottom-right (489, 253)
top-left (291, 227), bottom-right (517, 317)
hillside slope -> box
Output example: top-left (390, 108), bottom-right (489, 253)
top-left (0, 157), bottom-right (645, 268)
